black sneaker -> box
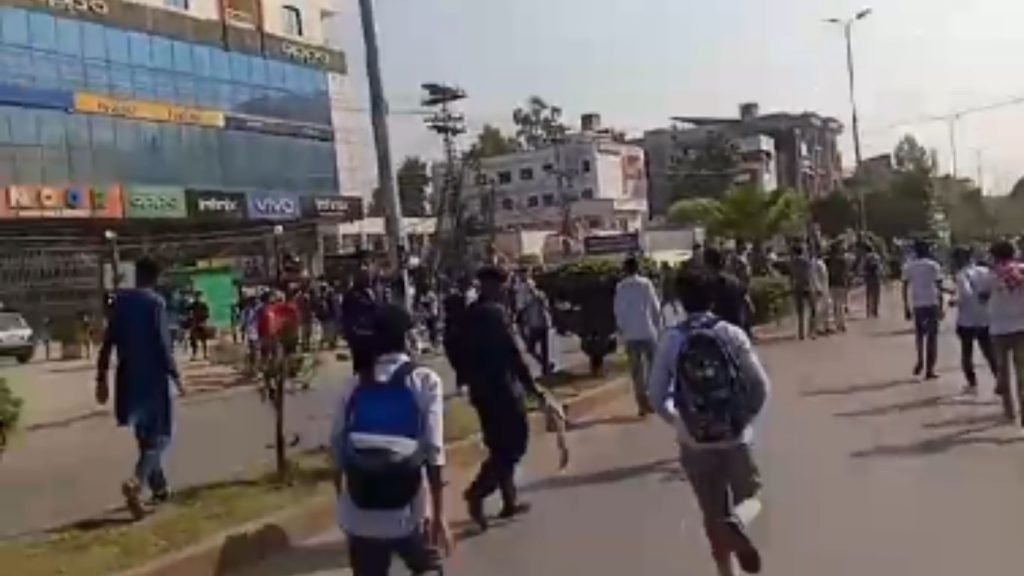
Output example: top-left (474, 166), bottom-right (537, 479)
top-left (913, 363), bottom-right (923, 376)
top-left (925, 372), bottom-right (939, 381)
top-left (498, 501), bottom-right (532, 519)
top-left (464, 493), bottom-right (488, 532)
top-left (722, 517), bottom-right (761, 574)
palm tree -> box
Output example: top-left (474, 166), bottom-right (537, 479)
top-left (668, 185), bottom-right (807, 242)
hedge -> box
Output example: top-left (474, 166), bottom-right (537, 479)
top-left (749, 275), bottom-right (792, 325)
top-left (0, 377), bottom-right (23, 455)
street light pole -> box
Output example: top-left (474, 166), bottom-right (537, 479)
top-left (827, 8), bottom-right (872, 232)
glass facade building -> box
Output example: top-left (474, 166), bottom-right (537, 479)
top-left (0, 4), bottom-right (340, 194)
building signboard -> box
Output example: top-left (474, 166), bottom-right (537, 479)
top-left (245, 192), bottom-right (300, 221)
top-left (74, 92), bottom-right (225, 128)
top-left (0, 184), bottom-right (123, 219)
top-left (186, 190), bottom-right (246, 221)
top-left (34, 0), bottom-right (109, 16)
top-left (224, 114), bottom-right (333, 141)
top-left (123, 185), bottom-right (187, 219)
top-left (583, 232), bottom-right (640, 256)
top-left (302, 195), bottom-right (363, 221)
top-left (280, 41), bottom-right (330, 67)
top-left (0, 83), bottom-right (73, 111)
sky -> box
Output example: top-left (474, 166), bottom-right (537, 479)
top-left (333, 0), bottom-right (1024, 195)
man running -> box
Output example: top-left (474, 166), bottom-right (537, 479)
top-left (952, 246), bottom-right (996, 396)
top-left (649, 268), bottom-right (770, 576)
top-left (902, 239), bottom-right (943, 380)
top-left (614, 256), bottom-right (662, 416)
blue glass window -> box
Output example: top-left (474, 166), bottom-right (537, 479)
top-left (0, 47), bottom-right (33, 87)
top-left (0, 109), bottom-right (11, 144)
top-left (14, 147), bottom-right (43, 184)
top-left (113, 118), bottom-right (137, 152)
top-left (175, 77), bottom-right (196, 105)
top-left (195, 79), bottom-right (217, 107)
top-left (42, 147), bottom-right (70, 183)
top-left (229, 53), bottom-right (252, 84)
top-left (216, 82), bottom-right (233, 107)
top-left (82, 22), bottom-right (106, 61)
top-left (85, 62), bottom-right (111, 92)
top-left (106, 29), bottom-right (129, 64)
top-left (233, 85), bottom-right (253, 109)
top-left (32, 53), bottom-right (60, 90)
top-left (110, 65), bottom-right (133, 97)
top-left (66, 115), bottom-right (90, 147)
top-left (10, 110), bottom-right (38, 145)
top-left (172, 40), bottom-right (192, 73)
top-left (152, 36), bottom-right (172, 70)
top-left (1, 8), bottom-right (29, 46)
top-left (267, 60), bottom-right (287, 89)
top-left (250, 58), bottom-right (268, 86)
top-left (56, 18), bottom-right (82, 57)
top-left (133, 69), bottom-right (156, 99)
top-left (90, 116), bottom-right (114, 146)
top-left (39, 110), bottom-right (65, 146)
top-left (209, 49), bottom-right (230, 80)
top-left (192, 45), bottom-right (211, 77)
top-left (285, 64), bottom-right (306, 93)
top-left (154, 71), bottom-right (175, 101)
top-left (28, 12), bottom-right (56, 50)
top-left (58, 58), bottom-right (86, 90)
top-left (312, 71), bottom-right (327, 92)
top-left (128, 31), bottom-right (152, 67)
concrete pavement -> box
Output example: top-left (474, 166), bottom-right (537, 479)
top-left (0, 335), bottom-right (583, 537)
top-left (239, 298), bottom-right (1024, 576)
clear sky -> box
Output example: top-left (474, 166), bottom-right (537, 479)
top-left (335, 0), bottom-right (1024, 194)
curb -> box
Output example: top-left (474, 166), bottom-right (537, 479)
top-left (115, 375), bottom-right (629, 576)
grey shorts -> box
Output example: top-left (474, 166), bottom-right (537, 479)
top-left (679, 443), bottom-right (762, 525)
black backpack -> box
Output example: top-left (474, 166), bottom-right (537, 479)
top-left (673, 315), bottom-right (753, 443)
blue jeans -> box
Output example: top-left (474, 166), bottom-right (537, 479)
top-left (134, 422), bottom-right (170, 497)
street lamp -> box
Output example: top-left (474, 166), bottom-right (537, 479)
top-left (104, 229), bottom-right (121, 289)
top-left (272, 225), bottom-right (284, 286)
top-left (826, 7), bottom-right (872, 231)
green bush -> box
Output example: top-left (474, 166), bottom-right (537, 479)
top-left (0, 377), bottom-right (23, 454)
top-left (748, 276), bottom-right (792, 325)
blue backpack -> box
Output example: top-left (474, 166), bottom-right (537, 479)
top-left (673, 315), bottom-right (753, 443)
top-left (339, 362), bottom-right (425, 510)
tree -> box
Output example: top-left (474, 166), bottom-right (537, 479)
top-left (512, 96), bottom-right (567, 149)
top-left (864, 170), bottom-right (933, 239)
top-left (671, 131), bottom-right (743, 200)
top-left (467, 124), bottom-right (519, 159)
top-left (893, 134), bottom-right (934, 174)
top-left (396, 156), bottom-right (430, 217)
top-left (667, 185), bottom-right (807, 242)
top-left (810, 191), bottom-right (858, 237)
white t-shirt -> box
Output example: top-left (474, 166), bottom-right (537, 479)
top-left (955, 264), bottom-right (989, 328)
top-left (330, 353), bottom-right (444, 539)
top-left (978, 265), bottom-right (1024, 336)
top-left (903, 258), bottom-right (942, 308)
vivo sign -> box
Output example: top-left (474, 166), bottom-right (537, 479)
top-left (246, 195), bottom-right (299, 221)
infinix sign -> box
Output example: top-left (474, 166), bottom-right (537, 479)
top-left (246, 193), bottom-right (300, 221)
top-left (186, 190), bottom-right (245, 221)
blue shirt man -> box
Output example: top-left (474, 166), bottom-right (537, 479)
top-left (96, 256), bottom-right (182, 519)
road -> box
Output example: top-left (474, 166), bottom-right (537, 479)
top-left (242, 297), bottom-right (1024, 576)
top-left (0, 335), bottom-right (583, 537)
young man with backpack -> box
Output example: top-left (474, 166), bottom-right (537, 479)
top-left (648, 269), bottom-right (771, 576)
top-left (330, 304), bottom-right (452, 576)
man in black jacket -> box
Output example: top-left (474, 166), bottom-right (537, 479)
top-left (705, 248), bottom-right (751, 333)
top-left (341, 268), bottom-right (379, 375)
top-left (461, 266), bottom-right (543, 531)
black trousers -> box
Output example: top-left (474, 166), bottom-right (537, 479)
top-left (865, 281), bottom-right (882, 318)
top-left (524, 327), bottom-right (551, 375)
top-left (348, 336), bottom-right (375, 375)
top-left (913, 306), bottom-right (940, 374)
top-left (466, 399), bottom-right (529, 505)
top-left (957, 325), bottom-right (997, 388)
top-left (348, 531), bottom-right (441, 576)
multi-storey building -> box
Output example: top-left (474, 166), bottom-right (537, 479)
top-left (0, 0), bottom-right (347, 196)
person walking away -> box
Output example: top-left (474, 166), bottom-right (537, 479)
top-left (462, 266), bottom-right (546, 531)
top-left (811, 251), bottom-right (833, 336)
top-left (330, 304), bottom-right (453, 575)
top-left (188, 292), bottom-right (210, 360)
top-left (826, 242), bottom-right (851, 333)
top-left (902, 240), bottom-right (943, 379)
top-left (442, 278), bottom-right (471, 396)
top-left (862, 244), bottom-right (883, 318)
top-left (241, 296), bottom-right (262, 377)
top-left (789, 245), bottom-right (815, 340)
top-left (416, 285), bottom-right (441, 349)
top-left (614, 257), bottom-right (663, 416)
top-left (649, 269), bottom-right (770, 576)
top-left (342, 269), bottom-right (380, 375)
top-left (96, 257), bottom-right (184, 520)
top-left (704, 248), bottom-right (750, 333)
top-left (521, 280), bottom-right (553, 375)
top-left (979, 241), bottom-right (1024, 425)
top-left (951, 246), bottom-right (997, 397)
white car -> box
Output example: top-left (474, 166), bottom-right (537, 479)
top-left (0, 312), bottom-right (35, 364)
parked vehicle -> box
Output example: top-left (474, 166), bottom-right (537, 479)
top-left (0, 312), bottom-right (35, 364)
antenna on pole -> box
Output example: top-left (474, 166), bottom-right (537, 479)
top-left (421, 83), bottom-right (468, 273)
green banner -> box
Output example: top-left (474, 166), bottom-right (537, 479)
top-left (124, 185), bottom-right (187, 219)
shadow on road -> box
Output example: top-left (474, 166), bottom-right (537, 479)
top-left (569, 414), bottom-right (645, 432)
top-left (849, 421), bottom-right (1020, 459)
top-left (521, 457), bottom-right (678, 494)
top-left (803, 377), bottom-right (919, 398)
top-left (834, 394), bottom-right (946, 418)
top-left (215, 524), bottom-right (292, 576)
top-left (922, 412), bottom-right (1006, 429)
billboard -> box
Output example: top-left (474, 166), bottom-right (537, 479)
top-left (224, 114), bottom-right (333, 142)
top-left (74, 92), bottom-right (224, 127)
top-left (245, 192), bottom-right (301, 221)
top-left (302, 195), bottom-right (363, 221)
top-left (0, 185), bottom-right (123, 219)
top-left (583, 232), bottom-right (640, 256)
top-left (124, 185), bottom-right (187, 219)
top-left (186, 190), bottom-right (246, 221)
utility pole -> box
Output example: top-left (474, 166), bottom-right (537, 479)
top-left (421, 83), bottom-right (467, 273)
top-left (827, 8), bottom-right (872, 232)
top-left (357, 0), bottom-right (404, 276)
top-left (948, 115), bottom-right (960, 178)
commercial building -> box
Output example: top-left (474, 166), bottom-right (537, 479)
top-left (442, 114), bottom-right (648, 236)
top-left (643, 103), bottom-right (844, 217)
